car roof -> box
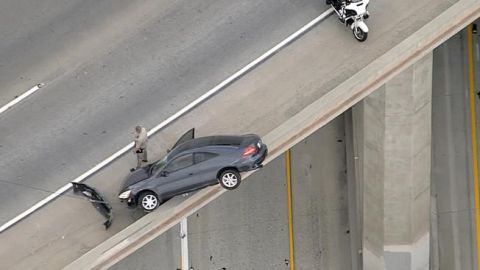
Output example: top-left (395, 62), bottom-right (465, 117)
top-left (179, 135), bottom-right (243, 150)
top-left (167, 135), bottom-right (245, 158)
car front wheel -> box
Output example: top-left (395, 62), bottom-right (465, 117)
top-left (138, 191), bottom-right (160, 212)
top-left (218, 169), bottom-right (241, 190)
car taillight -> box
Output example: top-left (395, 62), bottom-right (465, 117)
top-left (242, 146), bottom-right (257, 157)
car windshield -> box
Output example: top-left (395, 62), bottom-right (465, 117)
top-left (150, 156), bottom-right (168, 176)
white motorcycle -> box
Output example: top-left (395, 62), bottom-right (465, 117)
top-left (326, 0), bottom-right (370, 42)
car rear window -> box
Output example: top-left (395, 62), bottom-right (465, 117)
top-left (206, 136), bottom-right (243, 146)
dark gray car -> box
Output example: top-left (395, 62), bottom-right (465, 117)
top-left (118, 129), bottom-right (267, 211)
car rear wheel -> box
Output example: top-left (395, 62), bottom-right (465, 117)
top-left (218, 169), bottom-right (241, 190)
top-left (138, 191), bottom-right (159, 212)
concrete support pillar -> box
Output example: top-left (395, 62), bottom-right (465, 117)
top-left (383, 53), bottom-right (432, 270)
top-left (349, 52), bottom-right (433, 270)
top-left (350, 88), bottom-right (386, 270)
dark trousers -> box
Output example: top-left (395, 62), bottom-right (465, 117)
top-left (136, 148), bottom-right (148, 168)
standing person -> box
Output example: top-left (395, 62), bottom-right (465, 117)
top-left (134, 125), bottom-right (148, 169)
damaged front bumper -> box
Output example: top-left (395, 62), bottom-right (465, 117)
top-left (72, 182), bottom-right (113, 229)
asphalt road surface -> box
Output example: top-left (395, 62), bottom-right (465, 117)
top-left (0, 0), bottom-right (327, 224)
top-left (0, 0), bottom-right (459, 269)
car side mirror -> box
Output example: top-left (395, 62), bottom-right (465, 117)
top-left (160, 171), bottom-right (169, 177)
top-left (167, 149), bottom-right (171, 153)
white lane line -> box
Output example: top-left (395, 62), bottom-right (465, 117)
top-left (0, 83), bottom-right (44, 115)
top-left (149, 8), bottom-right (334, 136)
top-left (0, 8), bottom-right (333, 233)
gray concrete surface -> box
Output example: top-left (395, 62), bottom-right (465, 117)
top-left (431, 28), bottom-right (477, 270)
top-left (351, 88), bottom-right (386, 270)
top-left (184, 152), bottom-right (289, 270)
top-left (347, 46), bottom-right (433, 270)
top-left (112, 115), bottom-right (349, 270)
top-left (0, 0), bottom-right (327, 224)
top-left (383, 53), bottom-right (432, 270)
top-left (384, 253), bottom-right (411, 270)
top-left (0, 0), bottom-right (470, 269)
top-left (109, 225), bottom-right (181, 270)
top-left (344, 109), bottom-right (363, 270)
top-left (290, 115), bottom-right (350, 270)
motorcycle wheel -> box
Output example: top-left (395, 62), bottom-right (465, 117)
top-left (353, 27), bottom-right (368, 42)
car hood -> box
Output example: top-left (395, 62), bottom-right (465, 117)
top-left (120, 167), bottom-right (150, 192)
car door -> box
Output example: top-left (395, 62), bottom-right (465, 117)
top-left (193, 152), bottom-right (220, 186)
top-left (156, 153), bottom-right (196, 197)
top-left (170, 128), bottom-right (195, 151)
